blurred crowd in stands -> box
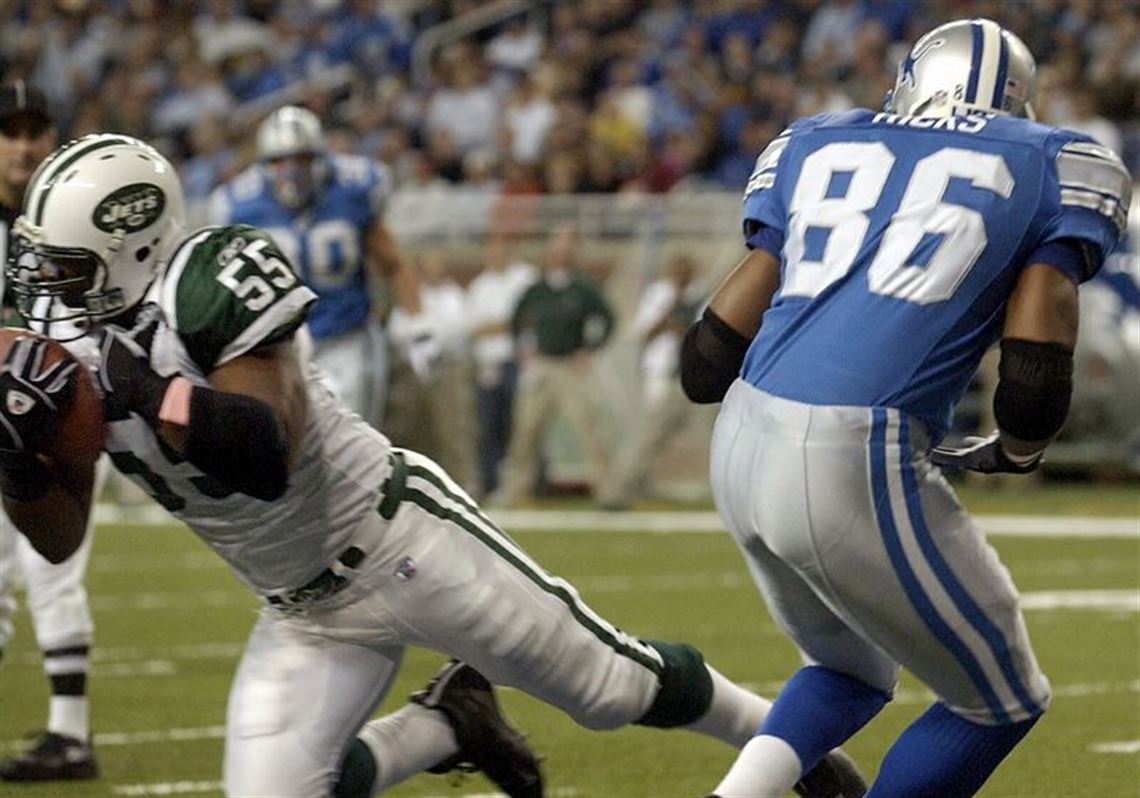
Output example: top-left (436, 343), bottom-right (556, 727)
top-left (2, 0), bottom-right (1137, 226)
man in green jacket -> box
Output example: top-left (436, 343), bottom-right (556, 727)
top-left (492, 224), bottom-right (614, 505)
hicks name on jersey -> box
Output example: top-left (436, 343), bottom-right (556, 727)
top-left (872, 111), bottom-right (992, 133)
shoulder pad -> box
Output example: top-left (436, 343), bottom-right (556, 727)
top-left (745, 127), bottom-right (794, 195)
top-left (229, 167), bottom-right (267, 203)
top-left (1053, 134), bottom-right (1131, 234)
top-left (329, 154), bottom-right (378, 187)
top-left (161, 225), bottom-right (316, 372)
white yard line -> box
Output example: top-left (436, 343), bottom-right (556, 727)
top-left (49, 583), bottom-right (1140, 616)
top-left (2, 727), bottom-right (227, 754)
top-left (8, 642), bottom-right (245, 669)
top-left (1090, 740), bottom-right (1140, 754)
top-left (738, 679), bottom-right (1140, 707)
top-left (5, 581), bottom-right (1135, 637)
top-left (88, 589), bottom-right (245, 611)
top-left (112, 780), bottom-right (223, 796)
top-left (6, 680), bottom-right (1138, 754)
top-left (94, 504), bottom-right (1139, 538)
top-left (111, 783), bottom-right (576, 798)
top-left (97, 726), bottom-right (227, 745)
top-left (1021, 590), bottom-right (1139, 612)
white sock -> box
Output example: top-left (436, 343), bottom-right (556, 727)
top-left (714, 735), bottom-right (803, 798)
top-left (48, 696), bottom-right (89, 742)
top-left (684, 666), bottom-right (773, 747)
top-left (358, 704), bottom-right (459, 793)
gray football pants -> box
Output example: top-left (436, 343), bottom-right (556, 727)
top-left (710, 381), bottom-right (1050, 726)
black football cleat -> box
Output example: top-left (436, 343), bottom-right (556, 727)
top-left (794, 748), bottom-right (867, 798)
top-left (411, 660), bottom-right (543, 798)
top-left (0, 731), bottom-right (98, 782)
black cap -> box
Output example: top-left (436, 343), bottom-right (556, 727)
top-left (0, 81), bottom-right (52, 133)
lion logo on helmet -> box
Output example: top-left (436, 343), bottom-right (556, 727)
top-left (900, 36), bottom-right (946, 90)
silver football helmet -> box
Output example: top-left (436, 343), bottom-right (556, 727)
top-left (886, 18), bottom-right (1037, 120)
top-left (256, 105), bottom-right (328, 209)
top-left (6, 134), bottom-right (186, 333)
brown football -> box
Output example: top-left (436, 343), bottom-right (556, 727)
top-left (0, 327), bottom-right (104, 468)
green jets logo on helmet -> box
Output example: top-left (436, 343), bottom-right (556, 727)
top-left (92, 183), bottom-right (166, 233)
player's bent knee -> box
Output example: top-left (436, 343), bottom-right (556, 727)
top-left (947, 677), bottom-right (1051, 727)
top-left (635, 640), bottom-right (713, 728)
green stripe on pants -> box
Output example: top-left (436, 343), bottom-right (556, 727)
top-left (400, 463), bottom-right (664, 677)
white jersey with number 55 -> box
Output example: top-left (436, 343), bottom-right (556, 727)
top-left (96, 224), bottom-right (396, 594)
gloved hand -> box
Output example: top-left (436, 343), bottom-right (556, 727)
top-left (94, 304), bottom-right (172, 424)
top-left (0, 336), bottom-right (77, 500)
top-left (389, 309), bottom-right (442, 380)
top-left (929, 431), bottom-right (1042, 475)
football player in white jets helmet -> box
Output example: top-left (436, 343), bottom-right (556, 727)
top-left (4, 133), bottom-right (865, 798)
top-left (8, 134), bottom-right (185, 334)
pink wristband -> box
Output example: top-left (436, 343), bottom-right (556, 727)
top-left (158, 377), bottom-right (194, 426)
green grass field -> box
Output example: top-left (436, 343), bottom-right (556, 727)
top-left (1, 484), bottom-right (1137, 798)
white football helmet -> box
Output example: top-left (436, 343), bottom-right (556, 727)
top-left (886, 18), bottom-right (1037, 120)
top-left (256, 105), bottom-right (328, 209)
top-left (7, 134), bottom-right (186, 333)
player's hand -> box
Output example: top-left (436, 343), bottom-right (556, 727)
top-left (405, 330), bottom-right (443, 380)
top-left (389, 310), bottom-right (442, 380)
top-left (94, 303), bottom-right (172, 423)
top-left (0, 336), bottom-right (78, 453)
top-left (929, 432), bottom-right (1042, 475)
top-left (0, 336), bottom-right (76, 500)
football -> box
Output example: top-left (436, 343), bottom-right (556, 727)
top-left (0, 327), bottom-right (104, 468)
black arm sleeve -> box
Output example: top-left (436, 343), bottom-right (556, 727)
top-left (184, 388), bottom-right (290, 501)
top-left (680, 307), bottom-right (752, 404)
top-left (993, 338), bottom-right (1074, 442)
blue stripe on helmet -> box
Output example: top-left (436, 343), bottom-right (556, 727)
top-left (993, 31), bottom-right (1010, 109)
top-left (965, 21), bottom-right (984, 104)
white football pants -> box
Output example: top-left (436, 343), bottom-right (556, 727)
top-left (223, 449), bottom-right (664, 797)
top-left (0, 457), bottom-right (106, 653)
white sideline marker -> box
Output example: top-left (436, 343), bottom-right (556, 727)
top-left (1090, 740), bottom-right (1140, 755)
top-left (113, 780), bottom-right (223, 796)
top-left (94, 504), bottom-right (1140, 538)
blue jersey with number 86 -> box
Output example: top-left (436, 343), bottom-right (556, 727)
top-left (740, 108), bottom-right (1130, 436)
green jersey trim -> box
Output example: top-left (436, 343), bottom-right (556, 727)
top-left (216, 284), bottom-right (315, 366)
top-left (400, 455), bottom-right (665, 676)
top-left (160, 225), bottom-right (316, 372)
top-left (161, 227), bottom-right (217, 326)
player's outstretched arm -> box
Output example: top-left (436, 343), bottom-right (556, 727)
top-left (97, 309), bottom-right (307, 501)
top-left (368, 221), bottom-right (423, 315)
top-left (0, 338), bottom-right (93, 561)
top-left (997, 261), bottom-right (1079, 457)
top-left (932, 259), bottom-right (1079, 475)
top-left (1, 462), bottom-right (94, 564)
